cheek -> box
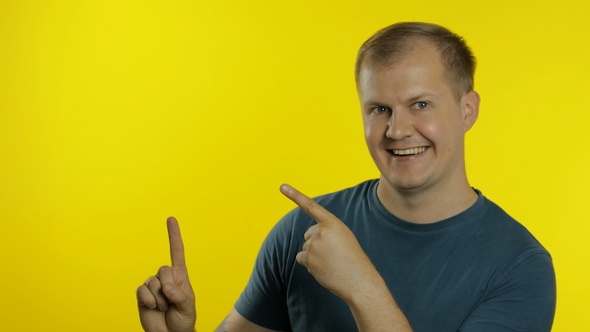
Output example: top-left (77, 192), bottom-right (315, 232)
top-left (363, 118), bottom-right (386, 144)
top-left (420, 113), bottom-right (459, 143)
top-left (421, 116), bottom-right (464, 154)
top-left (420, 118), bottom-right (443, 142)
top-left (363, 123), bottom-right (374, 142)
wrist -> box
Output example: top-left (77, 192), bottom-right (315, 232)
top-left (345, 274), bottom-right (413, 331)
top-left (348, 276), bottom-right (394, 310)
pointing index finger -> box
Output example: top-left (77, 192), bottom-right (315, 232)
top-left (280, 184), bottom-right (336, 223)
top-left (166, 216), bottom-right (186, 268)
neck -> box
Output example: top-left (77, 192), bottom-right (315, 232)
top-left (376, 176), bottom-right (478, 224)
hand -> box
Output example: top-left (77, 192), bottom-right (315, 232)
top-left (280, 184), bottom-right (383, 303)
top-left (136, 217), bottom-right (196, 332)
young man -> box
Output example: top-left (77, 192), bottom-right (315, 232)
top-left (137, 22), bottom-right (556, 332)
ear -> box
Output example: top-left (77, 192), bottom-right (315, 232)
top-left (462, 90), bottom-right (480, 133)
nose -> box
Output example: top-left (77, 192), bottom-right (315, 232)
top-left (386, 110), bottom-right (414, 139)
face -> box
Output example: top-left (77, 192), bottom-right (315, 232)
top-left (357, 40), bottom-right (479, 197)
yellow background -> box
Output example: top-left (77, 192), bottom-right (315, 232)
top-left (1, 0), bottom-right (588, 331)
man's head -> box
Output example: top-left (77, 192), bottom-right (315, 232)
top-left (356, 23), bottom-right (480, 204)
top-left (355, 22), bottom-right (476, 100)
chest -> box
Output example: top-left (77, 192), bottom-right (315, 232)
top-left (285, 225), bottom-right (501, 332)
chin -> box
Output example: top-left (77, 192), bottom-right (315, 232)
top-left (380, 175), bottom-right (425, 192)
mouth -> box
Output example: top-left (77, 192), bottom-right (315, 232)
top-left (388, 147), bottom-right (428, 156)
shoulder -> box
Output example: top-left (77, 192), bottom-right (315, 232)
top-left (313, 179), bottom-right (378, 217)
top-left (314, 179), bottom-right (377, 205)
top-left (268, 179), bottom-right (378, 240)
top-left (476, 195), bottom-right (549, 256)
top-left (435, 192), bottom-right (554, 294)
top-left (474, 195), bottom-right (555, 302)
top-left (452, 193), bottom-right (556, 330)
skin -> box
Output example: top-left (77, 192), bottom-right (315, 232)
top-left (136, 217), bottom-right (196, 332)
top-left (360, 39), bottom-right (480, 223)
top-left (137, 38), bottom-right (481, 331)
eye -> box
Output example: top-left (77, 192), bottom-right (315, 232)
top-left (412, 101), bottom-right (429, 110)
top-left (372, 106), bottom-right (391, 114)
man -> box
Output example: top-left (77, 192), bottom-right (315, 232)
top-left (136, 22), bottom-right (556, 331)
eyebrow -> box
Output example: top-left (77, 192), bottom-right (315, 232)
top-left (363, 92), bottom-right (439, 107)
top-left (406, 92), bottom-right (438, 103)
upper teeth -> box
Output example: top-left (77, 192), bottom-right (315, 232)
top-left (392, 147), bottom-right (426, 156)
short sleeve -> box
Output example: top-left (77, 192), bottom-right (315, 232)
top-left (459, 252), bottom-right (556, 332)
top-left (234, 212), bottom-right (298, 331)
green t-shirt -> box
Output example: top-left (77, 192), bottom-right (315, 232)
top-left (235, 180), bottom-right (556, 331)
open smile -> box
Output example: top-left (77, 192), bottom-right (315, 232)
top-left (388, 147), bottom-right (428, 156)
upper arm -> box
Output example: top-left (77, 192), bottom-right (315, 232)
top-left (215, 308), bottom-right (285, 332)
top-left (232, 212), bottom-right (300, 330)
top-left (459, 253), bottom-right (556, 332)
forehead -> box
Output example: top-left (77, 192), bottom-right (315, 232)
top-left (357, 41), bottom-right (449, 94)
top-left (357, 41), bottom-right (451, 101)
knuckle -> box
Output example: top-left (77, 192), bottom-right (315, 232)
top-left (304, 199), bottom-right (316, 214)
top-left (296, 251), bottom-right (306, 265)
top-left (157, 265), bottom-right (171, 276)
top-left (304, 227), bottom-right (317, 238)
top-left (147, 277), bottom-right (161, 290)
top-left (157, 301), bottom-right (169, 311)
top-left (136, 284), bottom-right (146, 296)
top-left (316, 226), bottom-right (327, 237)
top-left (137, 285), bottom-right (156, 307)
top-left (302, 240), bottom-right (311, 252)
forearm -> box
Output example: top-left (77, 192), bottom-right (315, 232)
top-left (214, 308), bottom-right (282, 332)
top-left (347, 278), bottom-right (413, 332)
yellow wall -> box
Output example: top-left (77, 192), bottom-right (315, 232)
top-left (1, 1), bottom-right (587, 330)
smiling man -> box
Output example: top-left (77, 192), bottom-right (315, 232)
top-left (137, 22), bottom-right (556, 332)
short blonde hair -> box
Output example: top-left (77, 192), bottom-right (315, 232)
top-left (355, 22), bottom-right (476, 100)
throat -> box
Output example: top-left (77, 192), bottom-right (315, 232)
top-left (376, 180), bottom-right (478, 224)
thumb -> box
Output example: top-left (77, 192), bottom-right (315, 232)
top-left (162, 282), bottom-right (193, 314)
